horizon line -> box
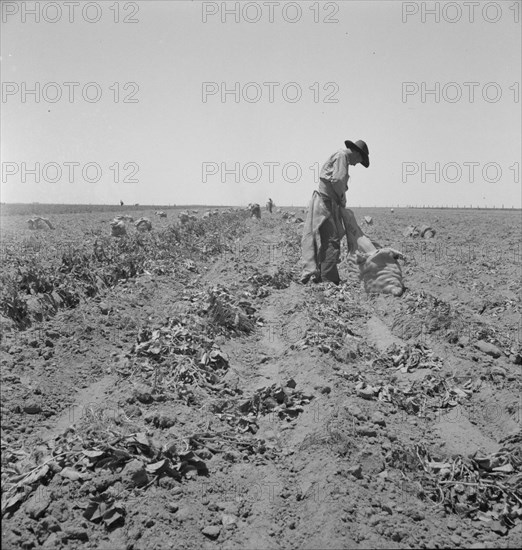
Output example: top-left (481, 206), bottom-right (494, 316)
top-left (1, 202), bottom-right (520, 210)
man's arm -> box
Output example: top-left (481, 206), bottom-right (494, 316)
top-left (331, 153), bottom-right (348, 184)
top-left (339, 207), bottom-right (377, 254)
top-left (330, 153), bottom-right (349, 200)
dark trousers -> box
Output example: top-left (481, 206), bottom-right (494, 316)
top-left (318, 198), bottom-right (341, 284)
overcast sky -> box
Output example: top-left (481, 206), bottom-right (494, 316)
top-left (1, 0), bottom-right (521, 207)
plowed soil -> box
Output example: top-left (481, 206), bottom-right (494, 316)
top-left (1, 207), bottom-right (521, 549)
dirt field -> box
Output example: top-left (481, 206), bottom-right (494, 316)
top-left (1, 206), bottom-right (521, 549)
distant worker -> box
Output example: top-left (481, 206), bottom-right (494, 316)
top-left (266, 198), bottom-right (274, 213)
top-left (120, 200), bottom-right (124, 206)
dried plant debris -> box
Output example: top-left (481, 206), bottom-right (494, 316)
top-left (189, 431), bottom-right (268, 459)
top-left (207, 286), bottom-right (256, 334)
top-left (391, 292), bottom-right (455, 338)
top-left (238, 383), bottom-right (314, 420)
top-left (1, 429), bottom-right (208, 520)
top-left (120, 293), bottom-right (254, 400)
top-left (247, 267), bottom-right (296, 293)
top-left (373, 342), bottom-right (444, 373)
top-left (352, 369), bottom-right (474, 417)
top-left (304, 290), bottom-right (369, 354)
top-left (414, 434), bottom-right (522, 530)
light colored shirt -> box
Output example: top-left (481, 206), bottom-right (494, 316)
top-left (319, 148), bottom-right (351, 207)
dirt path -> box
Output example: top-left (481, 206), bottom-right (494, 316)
top-left (38, 375), bottom-right (117, 444)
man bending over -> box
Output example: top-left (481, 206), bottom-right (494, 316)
top-left (301, 139), bottom-right (373, 284)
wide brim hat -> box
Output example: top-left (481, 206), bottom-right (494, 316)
top-left (344, 139), bottom-right (370, 168)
